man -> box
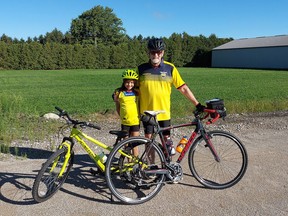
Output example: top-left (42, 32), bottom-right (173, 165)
top-left (137, 38), bottom-right (204, 148)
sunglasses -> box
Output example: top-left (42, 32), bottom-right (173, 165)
top-left (150, 50), bottom-right (163, 55)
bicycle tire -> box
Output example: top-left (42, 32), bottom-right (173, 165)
top-left (188, 130), bottom-right (248, 189)
top-left (105, 137), bottom-right (166, 205)
top-left (32, 147), bottom-right (74, 202)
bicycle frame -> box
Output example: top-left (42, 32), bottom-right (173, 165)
top-left (57, 126), bottom-right (139, 177)
top-left (151, 108), bottom-right (221, 164)
top-left (57, 127), bottom-right (114, 174)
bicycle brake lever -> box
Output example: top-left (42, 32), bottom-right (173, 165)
top-left (193, 110), bottom-right (201, 117)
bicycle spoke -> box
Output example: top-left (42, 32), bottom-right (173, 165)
top-left (32, 148), bottom-right (73, 202)
top-left (106, 137), bottom-right (166, 204)
top-left (189, 131), bottom-right (248, 189)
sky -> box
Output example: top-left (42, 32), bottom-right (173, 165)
top-left (1, 0), bottom-right (287, 40)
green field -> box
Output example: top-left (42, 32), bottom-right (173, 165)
top-left (172, 68), bottom-right (288, 115)
top-left (1, 68), bottom-right (288, 114)
top-left (1, 68), bottom-right (288, 144)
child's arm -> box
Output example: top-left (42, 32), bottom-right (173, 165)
top-left (113, 90), bottom-right (120, 115)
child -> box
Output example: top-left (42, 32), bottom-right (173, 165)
top-left (113, 69), bottom-right (140, 156)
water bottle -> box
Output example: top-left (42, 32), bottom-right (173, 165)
top-left (176, 136), bottom-right (188, 153)
top-left (98, 152), bottom-right (107, 163)
top-left (166, 137), bottom-right (176, 155)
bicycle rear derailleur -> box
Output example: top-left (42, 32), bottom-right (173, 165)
top-left (166, 163), bottom-right (183, 183)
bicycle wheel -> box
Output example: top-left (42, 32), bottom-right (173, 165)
top-left (105, 137), bottom-right (166, 205)
top-left (188, 130), bottom-right (248, 189)
top-left (32, 147), bottom-right (74, 202)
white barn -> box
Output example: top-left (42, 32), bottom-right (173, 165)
top-left (211, 35), bottom-right (288, 69)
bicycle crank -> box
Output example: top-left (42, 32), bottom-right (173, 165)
top-left (166, 163), bottom-right (183, 183)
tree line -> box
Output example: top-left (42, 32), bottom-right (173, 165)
top-left (0, 6), bottom-right (232, 70)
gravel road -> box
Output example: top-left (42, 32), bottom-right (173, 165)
top-left (0, 111), bottom-right (288, 216)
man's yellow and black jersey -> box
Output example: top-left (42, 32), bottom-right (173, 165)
top-left (114, 90), bottom-right (140, 126)
top-left (137, 60), bottom-right (185, 121)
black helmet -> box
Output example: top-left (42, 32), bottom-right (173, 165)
top-left (147, 38), bottom-right (165, 51)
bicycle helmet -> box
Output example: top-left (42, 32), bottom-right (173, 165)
top-left (122, 69), bottom-right (138, 80)
top-left (147, 38), bottom-right (165, 51)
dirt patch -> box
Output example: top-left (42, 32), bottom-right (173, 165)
top-left (1, 111), bottom-right (288, 216)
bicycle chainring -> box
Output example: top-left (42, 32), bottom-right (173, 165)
top-left (167, 163), bottom-right (183, 183)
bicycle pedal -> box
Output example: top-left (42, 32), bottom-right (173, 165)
top-left (125, 181), bottom-right (137, 189)
top-left (90, 168), bottom-right (104, 176)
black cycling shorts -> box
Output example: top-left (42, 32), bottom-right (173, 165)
top-left (143, 119), bottom-right (171, 136)
top-left (121, 124), bottom-right (140, 133)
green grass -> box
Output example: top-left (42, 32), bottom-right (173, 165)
top-left (0, 68), bottom-right (288, 145)
top-left (171, 68), bottom-right (288, 115)
top-left (0, 69), bottom-right (120, 115)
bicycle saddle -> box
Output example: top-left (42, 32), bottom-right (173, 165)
top-left (109, 130), bottom-right (129, 138)
top-left (144, 110), bottom-right (165, 117)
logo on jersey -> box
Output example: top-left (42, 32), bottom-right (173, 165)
top-left (124, 91), bottom-right (136, 96)
top-left (160, 71), bottom-right (167, 78)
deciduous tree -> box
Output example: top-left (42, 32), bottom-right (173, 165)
top-left (70, 5), bottom-right (126, 47)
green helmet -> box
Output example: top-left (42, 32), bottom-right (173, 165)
top-left (122, 69), bottom-right (138, 80)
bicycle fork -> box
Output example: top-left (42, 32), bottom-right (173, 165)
top-left (50, 139), bottom-right (72, 178)
top-left (202, 132), bottom-right (221, 162)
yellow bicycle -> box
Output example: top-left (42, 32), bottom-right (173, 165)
top-left (32, 107), bottom-right (127, 203)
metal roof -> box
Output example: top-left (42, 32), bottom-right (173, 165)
top-left (213, 35), bottom-right (288, 50)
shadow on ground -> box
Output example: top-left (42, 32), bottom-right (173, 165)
top-left (0, 148), bottom-right (112, 205)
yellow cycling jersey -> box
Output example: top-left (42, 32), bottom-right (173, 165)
top-left (137, 60), bottom-right (185, 121)
top-left (115, 90), bottom-right (140, 126)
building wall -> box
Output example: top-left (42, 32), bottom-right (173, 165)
top-left (212, 46), bottom-right (288, 69)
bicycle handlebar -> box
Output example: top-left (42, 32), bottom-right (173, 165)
top-left (203, 108), bottom-right (220, 124)
top-left (193, 107), bottom-right (222, 125)
top-left (142, 106), bottom-right (224, 127)
top-left (55, 106), bottom-right (101, 130)
top-left (82, 122), bottom-right (102, 130)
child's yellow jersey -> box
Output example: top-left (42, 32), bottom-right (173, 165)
top-left (137, 60), bottom-right (185, 121)
top-left (115, 90), bottom-right (140, 126)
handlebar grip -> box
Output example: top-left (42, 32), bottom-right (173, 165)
top-left (86, 122), bottom-right (101, 130)
top-left (55, 106), bottom-right (71, 120)
top-left (55, 106), bottom-right (64, 113)
top-left (193, 108), bottom-right (206, 117)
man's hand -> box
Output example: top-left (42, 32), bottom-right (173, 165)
top-left (196, 103), bottom-right (205, 112)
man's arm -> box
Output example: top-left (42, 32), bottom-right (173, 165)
top-left (178, 84), bottom-right (199, 106)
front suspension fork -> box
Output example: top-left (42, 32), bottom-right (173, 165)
top-left (50, 137), bottom-right (73, 177)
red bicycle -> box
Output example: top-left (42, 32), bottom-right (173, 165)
top-left (105, 99), bottom-right (248, 204)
